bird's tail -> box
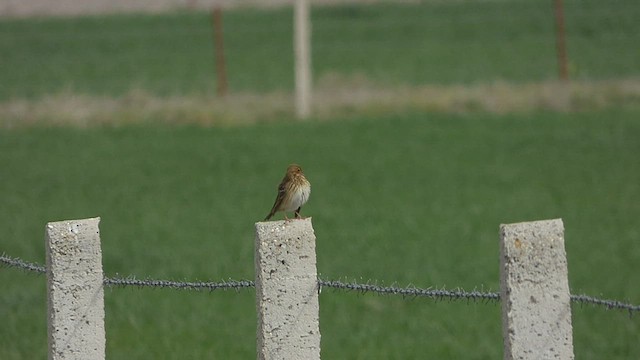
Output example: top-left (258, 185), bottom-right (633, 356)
top-left (263, 212), bottom-right (274, 221)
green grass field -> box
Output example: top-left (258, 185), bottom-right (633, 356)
top-left (1, 109), bottom-right (639, 358)
top-left (1, 0), bottom-right (639, 358)
top-left (0, 0), bottom-right (638, 100)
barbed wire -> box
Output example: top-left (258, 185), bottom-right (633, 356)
top-left (1, 253), bottom-right (46, 274)
top-left (2, 253), bottom-right (639, 315)
top-left (318, 279), bottom-right (500, 302)
top-left (570, 294), bottom-right (640, 315)
top-left (103, 276), bottom-right (255, 291)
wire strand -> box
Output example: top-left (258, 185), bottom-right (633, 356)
top-left (2, 253), bottom-right (638, 314)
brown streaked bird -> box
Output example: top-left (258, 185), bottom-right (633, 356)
top-left (264, 164), bottom-right (311, 221)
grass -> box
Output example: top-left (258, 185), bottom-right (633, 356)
top-left (1, 0), bottom-right (639, 357)
top-left (0, 0), bottom-right (639, 100)
top-left (1, 109), bottom-right (640, 358)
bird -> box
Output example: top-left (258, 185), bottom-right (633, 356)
top-left (264, 164), bottom-right (311, 221)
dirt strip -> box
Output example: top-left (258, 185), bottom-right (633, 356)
top-left (2, 78), bottom-right (639, 128)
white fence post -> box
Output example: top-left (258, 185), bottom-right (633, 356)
top-left (500, 219), bottom-right (574, 360)
top-left (294, 0), bottom-right (312, 119)
top-left (254, 218), bottom-right (321, 360)
top-left (46, 217), bottom-right (105, 360)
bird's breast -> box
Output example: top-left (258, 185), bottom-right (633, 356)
top-left (285, 183), bottom-right (310, 211)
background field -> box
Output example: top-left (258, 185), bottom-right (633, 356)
top-left (1, 0), bottom-right (638, 100)
top-left (1, 0), bottom-right (640, 359)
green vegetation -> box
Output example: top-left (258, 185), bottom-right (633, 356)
top-left (1, 0), bottom-right (639, 357)
top-left (1, 110), bottom-right (639, 358)
top-left (0, 0), bottom-right (638, 100)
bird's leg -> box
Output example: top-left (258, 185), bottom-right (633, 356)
top-left (295, 207), bottom-right (305, 219)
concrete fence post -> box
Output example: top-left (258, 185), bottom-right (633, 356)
top-left (500, 219), bottom-right (574, 360)
top-left (45, 217), bottom-right (105, 360)
top-left (254, 218), bottom-right (321, 360)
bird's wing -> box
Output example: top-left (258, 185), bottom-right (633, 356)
top-left (265, 175), bottom-right (289, 219)
top-left (277, 178), bottom-right (288, 195)
top-left (271, 177), bottom-right (288, 209)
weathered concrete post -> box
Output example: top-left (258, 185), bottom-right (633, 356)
top-left (255, 218), bottom-right (321, 360)
top-left (45, 217), bottom-right (105, 360)
top-left (500, 219), bottom-right (574, 360)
